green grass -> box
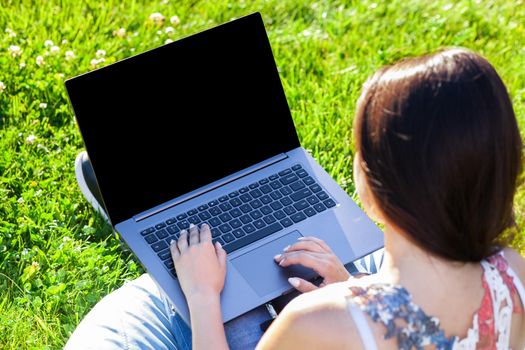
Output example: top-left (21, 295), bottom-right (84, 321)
top-left (0, 0), bottom-right (523, 348)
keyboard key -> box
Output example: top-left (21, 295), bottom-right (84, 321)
top-left (209, 206), bottom-right (222, 216)
top-left (240, 204), bottom-right (252, 213)
top-left (280, 218), bottom-right (293, 227)
top-left (198, 204), bottom-right (209, 211)
top-left (240, 214), bottom-right (252, 224)
top-left (209, 217), bottom-right (222, 227)
top-left (310, 184), bottom-right (322, 193)
top-left (243, 223), bottom-right (256, 234)
top-left (260, 206), bottom-right (273, 215)
top-left (208, 200), bottom-right (219, 207)
top-left (222, 233), bottom-right (235, 243)
top-left (290, 181), bottom-right (306, 192)
top-left (323, 199), bottom-right (336, 208)
top-left (152, 240), bottom-right (168, 252)
top-left (250, 199), bottom-right (262, 209)
top-left (293, 200), bottom-right (309, 211)
top-left (219, 202), bottom-right (233, 211)
top-left (156, 229), bottom-right (169, 239)
top-left (188, 216), bottom-right (201, 225)
top-left (263, 214), bottom-right (276, 224)
top-left (233, 229), bottom-right (245, 238)
top-left (278, 169), bottom-right (292, 176)
top-left (212, 237), bottom-right (224, 245)
top-left (248, 182), bottom-right (259, 189)
top-left (280, 174), bottom-right (299, 185)
top-left (187, 209), bottom-right (198, 215)
top-left (230, 219), bottom-right (242, 229)
top-left (167, 225), bottom-right (178, 234)
top-left (219, 213), bottom-right (232, 222)
top-left (158, 249), bottom-right (172, 261)
top-left (249, 188), bottom-right (263, 198)
top-left (260, 184), bottom-right (272, 194)
top-left (306, 195), bottom-right (320, 205)
top-left (304, 207), bottom-right (317, 217)
top-left (165, 218), bottom-right (177, 225)
top-left (317, 191), bottom-right (329, 200)
top-left (314, 203), bottom-right (327, 212)
top-left (270, 191), bottom-right (283, 200)
top-left (280, 186), bottom-right (292, 195)
top-left (211, 228), bottom-right (221, 237)
top-left (290, 188), bottom-right (312, 202)
top-left (296, 169), bottom-right (308, 178)
top-left (284, 206), bottom-right (297, 215)
top-left (240, 193), bottom-right (252, 203)
top-left (239, 187), bottom-right (249, 193)
top-left (230, 208), bottom-right (242, 218)
top-left (292, 164), bottom-right (302, 171)
top-left (141, 227), bottom-right (155, 236)
top-left (229, 198), bottom-right (242, 207)
top-left (223, 223), bottom-right (283, 253)
top-left (303, 176), bottom-right (315, 186)
top-left (169, 269), bottom-right (177, 279)
top-left (198, 211), bottom-right (211, 220)
top-left (259, 178), bottom-right (269, 185)
top-left (274, 210), bottom-right (286, 220)
top-left (291, 212), bottom-right (307, 223)
top-left (260, 195), bottom-right (272, 205)
top-left (250, 210), bottom-right (263, 220)
top-left (228, 191), bottom-right (239, 198)
top-left (145, 234), bottom-right (158, 244)
top-left (219, 195), bottom-right (229, 202)
top-left (219, 223), bottom-right (232, 233)
top-left (270, 180), bottom-right (282, 189)
top-left (253, 219), bottom-right (266, 229)
top-left (280, 197), bottom-right (293, 206)
top-left (164, 259), bottom-right (174, 269)
top-left (269, 174), bottom-right (279, 180)
top-left (177, 220), bottom-right (190, 230)
top-left (155, 223), bottom-right (166, 229)
top-left (176, 213), bottom-right (187, 220)
top-left (270, 201), bottom-right (283, 210)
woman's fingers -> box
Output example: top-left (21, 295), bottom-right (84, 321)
top-left (275, 251), bottom-right (326, 275)
top-left (215, 241), bottom-right (227, 269)
top-left (200, 223), bottom-right (212, 243)
top-left (288, 277), bottom-right (318, 293)
top-left (284, 240), bottom-right (326, 254)
top-left (189, 224), bottom-right (199, 245)
top-left (170, 239), bottom-right (180, 259)
top-left (178, 229), bottom-right (189, 252)
top-left (297, 236), bottom-right (333, 253)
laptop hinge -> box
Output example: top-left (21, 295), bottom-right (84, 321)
top-left (134, 153), bottom-right (288, 222)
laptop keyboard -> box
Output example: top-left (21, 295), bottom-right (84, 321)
top-left (139, 164), bottom-right (337, 278)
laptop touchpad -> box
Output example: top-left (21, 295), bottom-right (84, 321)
top-left (231, 231), bottom-right (316, 297)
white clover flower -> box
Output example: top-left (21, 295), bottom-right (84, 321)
top-left (26, 134), bottom-right (37, 144)
top-left (90, 57), bottom-right (106, 68)
top-left (149, 12), bottom-right (165, 26)
top-left (36, 55), bottom-right (45, 66)
top-left (156, 30), bottom-right (162, 36)
top-left (164, 26), bottom-right (175, 37)
top-left (39, 103), bottom-right (47, 109)
top-left (96, 49), bottom-right (106, 58)
top-left (113, 28), bottom-right (126, 38)
top-left (44, 40), bottom-right (54, 47)
top-left (165, 38), bottom-right (173, 44)
top-left (18, 197), bottom-right (25, 204)
top-left (50, 45), bottom-right (60, 55)
top-left (65, 50), bottom-right (75, 61)
top-left (0, 82), bottom-right (5, 93)
top-left (61, 39), bottom-right (68, 45)
top-left (170, 15), bottom-right (180, 26)
top-left (19, 62), bottom-right (26, 69)
top-left (8, 45), bottom-right (22, 57)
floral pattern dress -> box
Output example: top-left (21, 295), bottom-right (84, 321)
top-left (346, 252), bottom-right (524, 350)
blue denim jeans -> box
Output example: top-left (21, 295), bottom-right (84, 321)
top-left (64, 249), bottom-right (383, 350)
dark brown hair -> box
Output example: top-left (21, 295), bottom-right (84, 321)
top-left (354, 48), bottom-right (523, 262)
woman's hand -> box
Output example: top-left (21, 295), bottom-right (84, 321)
top-left (170, 223), bottom-right (227, 303)
top-left (274, 236), bottom-right (350, 293)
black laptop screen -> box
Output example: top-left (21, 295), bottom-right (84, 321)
top-left (66, 13), bottom-right (300, 224)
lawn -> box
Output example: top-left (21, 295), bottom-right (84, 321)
top-left (0, 0), bottom-right (523, 348)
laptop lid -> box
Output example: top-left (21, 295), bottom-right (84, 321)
top-left (66, 13), bottom-right (300, 225)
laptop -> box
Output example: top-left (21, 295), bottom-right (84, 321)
top-left (65, 12), bottom-right (383, 325)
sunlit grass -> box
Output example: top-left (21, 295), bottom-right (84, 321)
top-left (0, 0), bottom-right (524, 348)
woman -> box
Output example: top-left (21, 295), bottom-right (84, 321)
top-left (172, 48), bottom-right (525, 349)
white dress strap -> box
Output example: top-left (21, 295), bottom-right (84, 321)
top-left (347, 303), bottom-right (378, 350)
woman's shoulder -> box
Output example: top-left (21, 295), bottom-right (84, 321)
top-left (502, 247), bottom-right (525, 280)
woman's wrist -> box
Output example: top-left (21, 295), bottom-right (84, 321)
top-left (186, 289), bottom-right (221, 308)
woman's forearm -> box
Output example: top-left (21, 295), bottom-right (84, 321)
top-left (188, 293), bottom-right (229, 350)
